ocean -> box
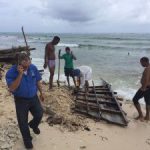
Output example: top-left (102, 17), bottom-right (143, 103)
top-left (1, 32), bottom-right (150, 100)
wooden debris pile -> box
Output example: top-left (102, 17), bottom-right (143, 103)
top-left (74, 79), bottom-right (128, 126)
top-left (0, 46), bottom-right (35, 64)
top-left (42, 85), bottom-right (89, 132)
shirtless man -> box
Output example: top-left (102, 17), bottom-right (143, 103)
top-left (43, 36), bottom-right (60, 89)
top-left (133, 57), bottom-right (150, 121)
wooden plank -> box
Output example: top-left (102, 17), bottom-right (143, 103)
top-left (76, 97), bottom-right (118, 105)
top-left (101, 113), bottom-right (127, 126)
top-left (0, 47), bottom-right (35, 54)
top-left (77, 93), bottom-right (123, 103)
top-left (88, 87), bottom-right (109, 90)
top-left (75, 108), bottom-right (100, 119)
top-left (75, 102), bottom-right (121, 114)
top-left (91, 81), bottom-right (102, 119)
top-left (78, 90), bottom-right (116, 95)
top-left (88, 86), bottom-right (106, 88)
top-left (77, 93), bottom-right (113, 99)
top-left (75, 108), bottom-right (126, 126)
top-left (101, 79), bottom-right (128, 125)
top-left (84, 91), bottom-right (90, 113)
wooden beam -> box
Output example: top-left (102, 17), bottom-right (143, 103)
top-left (0, 47), bottom-right (35, 55)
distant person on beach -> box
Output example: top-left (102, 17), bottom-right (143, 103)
top-left (59, 47), bottom-right (77, 87)
top-left (43, 36), bottom-right (60, 89)
top-left (6, 53), bottom-right (44, 149)
top-left (73, 65), bottom-right (92, 90)
top-left (133, 57), bottom-right (150, 121)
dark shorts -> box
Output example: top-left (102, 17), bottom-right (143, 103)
top-left (133, 88), bottom-right (150, 105)
top-left (64, 68), bottom-right (74, 77)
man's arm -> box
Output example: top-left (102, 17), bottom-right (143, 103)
top-left (140, 68), bottom-right (149, 91)
top-left (76, 77), bottom-right (81, 87)
top-left (80, 74), bottom-right (85, 88)
top-left (37, 81), bottom-right (44, 102)
top-left (0, 67), bottom-right (4, 72)
top-left (43, 45), bottom-right (48, 69)
top-left (59, 55), bottom-right (64, 59)
top-left (71, 51), bottom-right (77, 60)
top-left (9, 66), bottom-right (24, 92)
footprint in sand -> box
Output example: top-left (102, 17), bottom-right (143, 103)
top-left (0, 111), bottom-right (4, 116)
top-left (80, 146), bottom-right (86, 149)
top-left (99, 136), bottom-right (108, 141)
top-left (146, 139), bottom-right (150, 145)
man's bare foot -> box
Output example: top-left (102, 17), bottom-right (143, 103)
top-left (49, 86), bottom-right (53, 90)
top-left (68, 85), bottom-right (72, 90)
top-left (134, 115), bottom-right (144, 121)
top-left (144, 116), bottom-right (150, 121)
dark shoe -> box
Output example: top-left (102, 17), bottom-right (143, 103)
top-left (32, 127), bottom-right (40, 135)
top-left (24, 140), bottom-right (33, 149)
top-left (30, 136), bottom-right (33, 141)
top-left (29, 123), bottom-right (40, 135)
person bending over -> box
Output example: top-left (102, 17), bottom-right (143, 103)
top-left (73, 65), bottom-right (92, 90)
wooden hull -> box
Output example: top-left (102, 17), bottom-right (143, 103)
top-left (74, 79), bottom-right (128, 126)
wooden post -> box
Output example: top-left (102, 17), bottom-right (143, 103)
top-left (92, 80), bottom-right (102, 119)
top-left (21, 26), bottom-right (30, 56)
top-left (57, 49), bottom-right (61, 87)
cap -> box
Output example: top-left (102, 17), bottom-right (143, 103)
top-left (73, 69), bottom-right (80, 77)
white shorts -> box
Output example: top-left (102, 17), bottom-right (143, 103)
top-left (48, 60), bottom-right (55, 68)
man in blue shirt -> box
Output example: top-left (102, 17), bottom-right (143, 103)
top-left (6, 53), bottom-right (44, 149)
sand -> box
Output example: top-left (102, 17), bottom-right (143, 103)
top-left (0, 72), bottom-right (150, 150)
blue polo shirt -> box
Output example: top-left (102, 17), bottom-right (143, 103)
top-left (6, 64), bottom-right (42, 98)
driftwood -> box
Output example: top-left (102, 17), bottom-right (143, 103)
top-left (21, 27), bottom-right (30, 56)
top-left (0, 46), bottom-right (35, 55)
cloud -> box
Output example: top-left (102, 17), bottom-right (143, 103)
top-left (39, 0), bottom-right (101, 22)
top-left (0, 0), bottom-right (150, 32)
top-left (38, 0), bottom-right (150, 24)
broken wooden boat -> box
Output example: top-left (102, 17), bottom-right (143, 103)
top-left (0, 46), bottom-right (35, 64)
top-left (74, 79), bottom-right (128, 126)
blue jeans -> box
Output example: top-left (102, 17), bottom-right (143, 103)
top-left (14, 95), bottom-right (43, 142)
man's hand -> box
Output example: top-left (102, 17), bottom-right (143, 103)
top-left (58, 49), bottom-right (61, 58)
top-left (71, 51), bottom-right (73, 57)
top-left (9, 65), bottom-right (23, 92)
top-left (140, 87), bottom-right (146, 91)
top-left (17, 65), bottom-right (24, 75)
top-left (43, 63), bottom-right (48, 69)
top-left (39, 93), bottom-right (44, 102)
top-left (71, 51), bottom-right (77, 60)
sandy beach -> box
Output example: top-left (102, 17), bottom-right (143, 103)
top-left (0, 72), bottom-right (150, 150)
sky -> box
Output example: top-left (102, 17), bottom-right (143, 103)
top-left (0, 0), bottom-right (150, 33)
